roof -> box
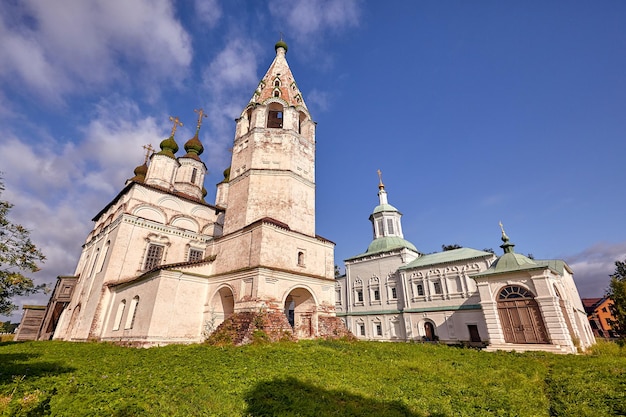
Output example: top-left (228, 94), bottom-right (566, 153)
top-left (372, 203), bottom-right (400, 214)
top-left (399, 247), bottom-right (494, 270)
top-left (534, 259), bottom-right (572, 275)
top-left (345, 236), bottom-right (419, 261)
top-left (247, 41), bottom-right (309, 112)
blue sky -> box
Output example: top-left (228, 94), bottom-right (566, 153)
top-left (1, 1), bottom-right (625, 320)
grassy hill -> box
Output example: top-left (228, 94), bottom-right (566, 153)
top-left (0, 339), bottom-right (624, 416)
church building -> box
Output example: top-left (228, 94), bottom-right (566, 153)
top-left (335, 175), bottom-right (595, 353)
top-left (52, 40), bottom-right (346, 345)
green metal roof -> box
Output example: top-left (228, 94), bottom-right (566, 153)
top-left (474, 252), bottom-right (547, 278)
top-left (534, 259), bottom-right (570, 275)
top-left (399, 247), bottom-right (494, 270)
top-left (372, 203), bottom-right (399, 214)
top-left (345, 236), bottom-right (419, 261)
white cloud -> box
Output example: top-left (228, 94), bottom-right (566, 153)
top-left (0, 0), bottom-right (192, 102)
top-left (268, 0), bottom-right (360, 41)
top-left (565, 241), bottom-right (626, 298)
top-left (201, 38), bottom-right (261, 170)
top-left (195, 0), bottom-right (222, 27)
top-left (0, 97), bottom-right (167, 320)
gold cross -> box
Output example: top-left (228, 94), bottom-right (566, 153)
top-left (194, 108), bottom-right (207, 133)
top-left (168, 116), bottom-right (183, 136)
top-left (377, 169), bottom-right (384, 188)
top-left (499, 221), bottom-right (505, 234)
top-left (142, 144), bottom-right (154, 163)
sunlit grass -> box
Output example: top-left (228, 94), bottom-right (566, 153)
top-left (0, 339), bottom-right (624, 416)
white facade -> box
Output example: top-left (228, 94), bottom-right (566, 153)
top-left (53, 42), bottom-right (342, 345)
top-left (336, 181), bottom-right (595, 353)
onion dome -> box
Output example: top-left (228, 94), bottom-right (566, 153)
top-left (202, 186), bottom-right (208, 198)
top-left (222, 166), bottom-right (231, 183)
top-left (183, 133), bottom-right (204, 161)
top-left (129, 162), bottom-right (148, 183)
top-left (157, 135), bottom-right (179, 159)
top-left (275, 39), bottom-right (288, 53)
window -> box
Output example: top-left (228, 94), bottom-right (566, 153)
top-left (377, 219), bottom-right (384, 236)
top-left (602, 307), bottom-right (608, 313)
top-left (376, 323), bottom-right (382, 336)
top-left (191, 168), bottom-right (197, 184)
top-left (391, 287), bottom-right (397, 299)
top-left (189, 249), bottom-right (203, 262)
top-left (433, 281), bottom-right (442, 295)
top-left (144, 244), bottom-right (164, 270)
top-left (113, 300), bottom-right (126, 331)
top-left (125, 296), bottom-right (139, 330)
top-left (373, 289), bottom-right (380, 301)
top-left (357, 290), bottom-right (363, 302)
top-left (297, 251), bottom-right (305, 266)
top-left (274, 79), bottom-right (280, 87)
top-left (359, 324), bottom-right (365, 336)
top-left (273, 90), bottom-right (280, 97)
top-left (268, 110), bottom-right (283, 127)
top-left (387, 218), bottom-right (395, 235)
top-left (417, 284), bottom-right (424, 296)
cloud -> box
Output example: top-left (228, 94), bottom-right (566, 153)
top-left (195, 0), bottom-right (222, 28)
top-left (564, 241), bottom-right (626, 298)
top-left (0, 0), bottom-right (192, 102)
top-left (201, 38), bottom-right (261, 170)
top-left (268, 0), bottom-right (360, 41)
top-left (0, 96), bottom-right (166, 320)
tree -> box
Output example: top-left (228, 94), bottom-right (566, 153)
top-left (607, 259), bottom-right (626, 340)
top-left (0, 179), bottom-right (46, 316)
top-left (442, 244), bottom-right (462, 251)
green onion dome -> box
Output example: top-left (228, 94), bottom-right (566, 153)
top-left (157, 135), bottom-right (179, 159)
top-left (130, 162), bottom-right (148, 183)
top-left (275, 40), bottom-right (288, 53)
top-left (183, 133), bottom-right (204, 161)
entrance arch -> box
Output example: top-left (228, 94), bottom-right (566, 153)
top-left (497, 285), bottom-right (549, 344)
top-left (284, 287), bottom-right (317, 338)
top-left (423, 321), bottom-right (436, 341)
top-left (209, 286), bottom-right (235, 330)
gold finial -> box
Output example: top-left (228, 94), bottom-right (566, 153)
top-left (377, 169), bottom-right (385, 190)
top-left (142, 144), bottom-right (155, 163)
top-left (194, 108), bottom-right (207, 134)
top-left (498, 220), bottom-right (505, 234)
top-left (168, 116), bottom-right (183, 137)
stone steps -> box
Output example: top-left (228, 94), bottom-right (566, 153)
top-left (485, 343), bottom-right (572, 354)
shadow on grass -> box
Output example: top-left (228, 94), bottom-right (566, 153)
top-left (0, 352), bottom-right (75, 385)
top-left (245, 377), bottom-right (428, 417)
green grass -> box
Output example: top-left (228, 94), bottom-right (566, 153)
top-left (0, 339), bottom-right (624, 416)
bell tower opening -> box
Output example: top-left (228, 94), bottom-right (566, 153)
top-left (267, 102), bottom-right (284, 128)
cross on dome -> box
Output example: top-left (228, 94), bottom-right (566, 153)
top-left (169, 116), bottom-right (183, 137)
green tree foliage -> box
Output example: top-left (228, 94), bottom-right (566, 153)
top-left (607, 259), bottom-right (626, 340)
top-left (441, 244), bottom-right (462, 251)
top-left (0, 179), bottom-right (46, 316)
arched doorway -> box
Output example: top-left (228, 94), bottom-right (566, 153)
top-left (284, 287), bottom-right (316, 338)
top-left (424, 321), bottom-right (436, 341)
top-left (209, 287), bottom-right (235, 331)
top-left (497, 285), bottom-right (549, 344)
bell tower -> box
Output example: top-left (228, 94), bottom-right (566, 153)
top-left (223, 40), bottom-right (316, 236)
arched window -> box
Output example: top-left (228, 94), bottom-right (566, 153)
top-left (191, 168), bottom-right (197, 184)
top-left (113, 300), bottom-right (126, 331)
top-left (498, 285), bottom-right (534, 299)
top-left (297, 251), bottom-right (305, 266)
top-left (274, 79), bottom-right (280, 87)
top-left (417, 284), bottom-right (424, 296)
top-left (125, 296), bottom-right (139, 330)
top-left (273, 90), bottom-right (280, 97)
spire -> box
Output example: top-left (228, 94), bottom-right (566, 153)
top-left (249, 38), bottom-right (307, 109)
top-left (157, 116), bottom-right (182, 159)
top-left (499, 221), bottom-right (515, 254)
top-left (377, 169), bottom-right (388, 205)
top-left (183, 108), bottom-right (206, 161)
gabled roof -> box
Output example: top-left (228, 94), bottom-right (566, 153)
top-left (399, 247), bottom-right (494, 270)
